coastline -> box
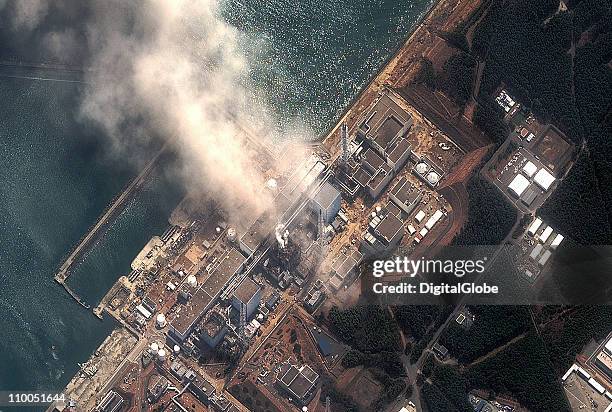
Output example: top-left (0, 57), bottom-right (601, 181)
top-left (53, 0), bottom-right (488, 408)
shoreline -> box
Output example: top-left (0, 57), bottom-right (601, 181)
top-left (53, 0), bottom-right (486, 408)
top-left (316, 0), bottom-right (438, 142)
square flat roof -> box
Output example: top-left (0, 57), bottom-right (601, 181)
top-left (367, 163), bottom-right (392, 192)
top-left (373, 115), bottom-right (404, 150)
top-left (359, 94), bottom-right (411, 137)
top-left (233, 276), bottom-right (261, 305)
top-left (534, 168), bottom-right (555, 190)
top-left (313, 181), bottom-right (341, 211)
top-left (386, 202), bottom-right (402, 218)
top-left (202, 248), bottom-right (245, 299)
top-left (240, 212), bottom-right (275, 254)
top-left (375, 213), bottom-right (404, 244)
top-left (388, 138), bottom-right (411, 164)
top-left (362, 148), bottom-right (385, 171)
top-left (390, 177), bottom-right (421, 207)
top-left (508, 174), bottom-right (530, 197)
top-left (522, 161), bottom-right (538, 177)
top-left (170, 288), bottom-right (213, 337)
top-left (353, 167), bottom-right (373, 187)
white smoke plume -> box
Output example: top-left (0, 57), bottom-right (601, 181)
top-left (10, 0), bottom-right (48, 30)
top-left (80, 0), bottom-right (310, 223)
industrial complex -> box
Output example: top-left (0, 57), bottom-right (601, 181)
top-left (44, 0), bottom-right (605, 411)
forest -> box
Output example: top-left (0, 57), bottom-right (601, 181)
top-left (417, 0), bottom-right (612, 243)
top-left (470, 0), bottom-right (612, 243)
top-left (327, 305), bottom-right (401, 353)
top-left (327, 306), bottom-right (407, 410)
top-left (464, 332), bottom-right (570, 411)
top-left (452, 174), bottom-right (517, 246)
top-left (439, 306), bottom-right (531, 364)
top-left (540, 305), bottom-right (612, 372)
top-left (425, 364), bottom-right (473, 412)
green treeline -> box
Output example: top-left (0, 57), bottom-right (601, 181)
top-left (452, 174), bottom-right (517, 246)
top-left (470, 0), bottom-right (612, 243)
top-left (439, 306), bottom-right (531, 363)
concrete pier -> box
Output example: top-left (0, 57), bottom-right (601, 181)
top-left (54, 142), bottom-right (169, 308)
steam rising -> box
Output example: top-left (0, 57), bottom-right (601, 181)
top-left (79, 0), bottom-right (308, 222)
top-left (10, 0), bottom-right (48, 30)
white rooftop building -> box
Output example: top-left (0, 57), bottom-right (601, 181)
top-left (550, 233), bottom-right (564, 249)
top-left (540, 226), bottom-right (553, 243)
top-left (425, 210), bottom-right (444, 230)
top-left (534, 168), bottom-right (555, 190)
top-left (415, 210), bottom-right (426, 223)
top-left (508, 174), bottom-right (530, 197)
top-left (528, 217), bottom-right (543, 235)
top-left (522, 161), bottom-right (538, 177)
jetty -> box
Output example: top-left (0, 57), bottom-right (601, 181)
top-left (54, 142), bottom-right (170, 307)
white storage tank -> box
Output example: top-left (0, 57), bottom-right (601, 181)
top-left (156, 313), bottom-right (167, 328)
top-left (150, 342), bottom-right (159, 355)
top-left (173, 345), bottom-right (180, 354)
top-left (415, 162), bottom-right (429, 175)
top-left (227, 227), bottom-right (237, 243)
top-left (157, 348), bottom-right (167, 362)
top-left (426, 171), bottom-right (440, 185)
top-left (266, 178), bottom-right (278, 192)
top-left (187, 275), bottom-right (197, 288)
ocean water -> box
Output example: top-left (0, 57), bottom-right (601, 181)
top-left (0, 0), bottom-right (431, 404)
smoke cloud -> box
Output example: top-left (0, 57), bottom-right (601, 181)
top-left (10, 0), bottom-right (49, 31)
top-left (78, 0), bottom-right (310, 224)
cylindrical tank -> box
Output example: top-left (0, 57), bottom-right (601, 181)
top-left (375, 206), bottom-right (382, 213)
top-left (266, 178), bottom-right (278, 192)
top-left (227, 227), bottom-right (237, 243)
top-left (157, 348), bottom-right (167, 362)
top-left (173, 345), bottom-right (180, 354)
top-left (150, 342), bottom-right (159, 355)
top-left (156, 313), bottom-right (167, 328)
top-left (371, 211), bottom-right (377, 218)
top-left (187, 275), bottom-right (197, 288)
top-left (415, 162), bottom-right (429, 174)
top-left (426, 172), bottom-right (440, 185)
